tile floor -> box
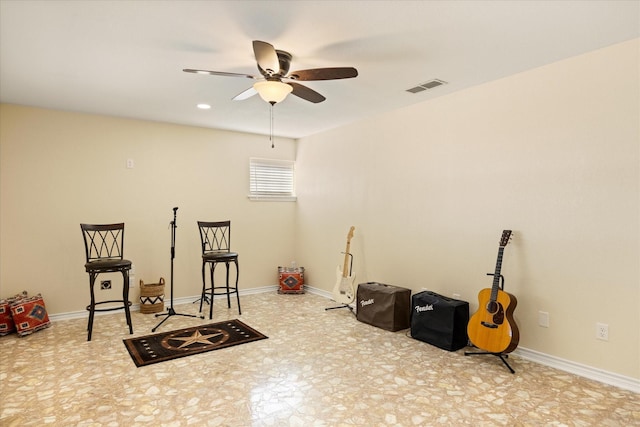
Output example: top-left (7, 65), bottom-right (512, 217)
top-left (0, 292), bottom-right (638, 426)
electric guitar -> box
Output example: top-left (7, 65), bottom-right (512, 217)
top-left (332, 226), bottom-right (356, 304)
top-left (467, 230), bottom-right (520, 354)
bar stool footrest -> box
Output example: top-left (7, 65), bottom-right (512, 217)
top-left (87, 300), bottom-right (132, 312)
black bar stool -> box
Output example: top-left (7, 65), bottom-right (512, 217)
top-left (80, 223), bottom-right (133, 341)
top-left (197, 221), bottom-right (241, 319)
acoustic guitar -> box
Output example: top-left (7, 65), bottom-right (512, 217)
top-left (332, 226), bottom-right (356, 305)
top-left (467, 230), bottom-right (520, 354)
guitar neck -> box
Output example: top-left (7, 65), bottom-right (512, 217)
top-left (342, 241), bottom-right (352, 278)
top-left (490, 247), bottom-right (505, 301)
top-left (340, 226), bottom-right (355, 279)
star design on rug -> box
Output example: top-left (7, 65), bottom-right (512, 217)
top-left (169, 329), bottom-right (224, 348)
top-left (160, 326), bottom-right (231, 352)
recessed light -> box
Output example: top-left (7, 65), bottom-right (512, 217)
top-left (197, 103), bottom-right (211, 109)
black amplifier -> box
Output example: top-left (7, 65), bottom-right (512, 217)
top-left (410, 290), bottom-right (469, 351)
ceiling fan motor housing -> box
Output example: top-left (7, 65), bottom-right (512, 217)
top-left (258, 50), bottom-right (292, 78)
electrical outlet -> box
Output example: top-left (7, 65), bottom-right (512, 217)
top-left (596, 322), bottom-right (609, 341)
top-left (538, 311), bottom-right (549, 328)
top-left (100, 280), bottom-right (112, 290)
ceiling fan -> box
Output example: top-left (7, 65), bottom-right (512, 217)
top-left (183, 40), bottom-right (358, 105)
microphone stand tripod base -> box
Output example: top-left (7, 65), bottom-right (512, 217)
top-left (152, 307), bottom-right (203, 332)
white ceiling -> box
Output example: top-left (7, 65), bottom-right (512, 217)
top-left (1, 1), bottom-right (638, 139)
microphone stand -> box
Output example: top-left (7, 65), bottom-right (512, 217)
top-left (153, 207), bottom-right (202, 332)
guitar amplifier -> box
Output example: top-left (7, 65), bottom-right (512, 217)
top-left (356, 282), bottom-right (411, 332)
top-left (410, 290), bottom-right (469, 351)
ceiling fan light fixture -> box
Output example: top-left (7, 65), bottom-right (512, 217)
top-left (253, 80), bottom-right (292, 104)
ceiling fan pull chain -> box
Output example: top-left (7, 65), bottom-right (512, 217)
top-left (270, 103), bottom-right (275, 148)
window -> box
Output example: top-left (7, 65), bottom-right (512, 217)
top-left (249, 158), bottom-right (296, 201)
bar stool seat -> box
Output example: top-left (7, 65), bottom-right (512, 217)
top-left (203, 251), bottom-right (238, 262)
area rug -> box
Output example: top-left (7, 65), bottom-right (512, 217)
top-left (123, 319), bottom-right (267, 367)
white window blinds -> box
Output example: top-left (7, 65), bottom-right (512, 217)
top-left (249, 158), bottom-right (296, 201)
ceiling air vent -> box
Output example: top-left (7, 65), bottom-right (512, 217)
top-left (406, 79), bottom-right (447, 94)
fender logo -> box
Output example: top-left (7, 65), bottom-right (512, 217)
top-left (360, 298), bottom-right (374, 307)
top-left (415, 304), bottom-right (434, 312)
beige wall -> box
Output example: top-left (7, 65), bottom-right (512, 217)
top-left (0, 106), bottom-right (297, 314)
top-left (295, 39), bottom-right (639, 379)
top-left (1, 39), bottom-right (637, 380)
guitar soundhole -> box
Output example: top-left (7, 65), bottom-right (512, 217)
top-left (486, 301), bottom-right (505, 325)
top-left (486, 301), bottom-right (499, 314)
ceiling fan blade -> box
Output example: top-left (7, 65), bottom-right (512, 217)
top-left (252, 40), bottom-right (280, 75)
top-left (287, 67), bottom-right (358, 81)
top-left (288, 82), bottom-right (326, 103)
top-left (232, 86), bottom-right (257, 101)
top-left (183, 69), bottom-right (256, 79)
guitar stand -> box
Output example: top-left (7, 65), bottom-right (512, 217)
top-left (464, 350), bottom-right (515, 374)
top-left (325, 304), bottom-right (355, 315)
top-left (325, 252), bottom-right (356, 316)
top-left (464, 273), bottom-right (516, 374)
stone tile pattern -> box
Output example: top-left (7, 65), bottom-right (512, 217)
top-left (1, 293), bottom-right (638, 426)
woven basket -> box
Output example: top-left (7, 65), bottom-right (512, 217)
top-left (139, 278), bottom-right (165, 314)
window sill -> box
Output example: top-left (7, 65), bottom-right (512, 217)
top-left (248, 195), bottom-right (297, 202)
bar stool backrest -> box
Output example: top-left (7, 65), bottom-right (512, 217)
top-left (81, 223), bottom-right (126, 262)
top-left (198, 221), bottom-right (231, 254)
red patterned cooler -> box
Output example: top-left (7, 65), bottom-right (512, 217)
top-left (278, 266), bottom-right (305, 294)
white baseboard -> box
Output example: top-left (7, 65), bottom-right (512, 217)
top-left (304, 286), bottom-right (332, 299)
top-left (49, 285), bottom-right (639, 393)
top-left (513, 346), bottom-right (639, 393)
